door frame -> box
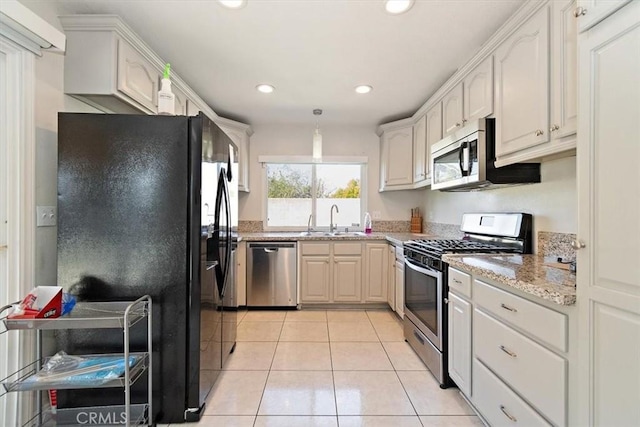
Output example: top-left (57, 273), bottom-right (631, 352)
top-left (0, 34), bottom-right (37, 426)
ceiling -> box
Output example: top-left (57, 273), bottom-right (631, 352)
top-left (27, 0), bottom-right (525, 127)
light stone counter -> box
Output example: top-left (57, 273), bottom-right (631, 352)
top-left (443, 253), bottom-right (576, 306)
top-left (239, 232), bottom-right (437, 245)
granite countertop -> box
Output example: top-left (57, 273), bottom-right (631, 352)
top-left (238, 232), bottom-right (435, 245)
top-left (443, 253), bottom-right (577, 306)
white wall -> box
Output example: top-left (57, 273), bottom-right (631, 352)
top-left (421, 155), bottom-right (577, 235)
top-left (240, 123), bottom-right (419, 222)
top-left (33, 41), bottom-right (102, 286)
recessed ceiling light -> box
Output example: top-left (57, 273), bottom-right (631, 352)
top-left (355, 85), bottom-right (373, 94)
top-left (218, 0), bottom-right (247, 10)
top-left (385, 0), bottom-right (414, 15)
top-left (256, 84), bottom-right (275, 94)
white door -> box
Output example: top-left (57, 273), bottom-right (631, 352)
top-left (383, 127), bottom-right (413, 187)
top-left (448, 292), bottom-right (472, 397)
top-left (425, 102), bottom-right (443, 180)
top-left (463, 56), bottom-right (494, 123)
top-left (413, 115), bottom-right (427, 183)
top-left (442, 83), bottom-right (464, 137)
top-left (577, 3), bottom-right (640, 426)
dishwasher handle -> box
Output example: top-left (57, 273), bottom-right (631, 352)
top-left (264, 248), bottom-right (278, 253)
top-left (249, 242), bottom-right (296, 249)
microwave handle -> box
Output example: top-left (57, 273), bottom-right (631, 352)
top-left (459, 141), bottom-right (469, 176)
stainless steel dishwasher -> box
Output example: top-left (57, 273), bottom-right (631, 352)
top-left (247, 242), bottom-right (297, 307)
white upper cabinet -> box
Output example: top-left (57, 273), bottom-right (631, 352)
top-left (576, 0), bottom-right (632, 32)
top-left (425, 102), bottom-right (443, 181)
top-left (463, 56), bottom-right (494, 124)
top-left (217, 120), bottom-right (251, 193)
top-left (551, 0), bottom-right (578, 140)
top-left (413, 115), bottom-right (428, 184)
top-left (494, 5), bottom-right (551, 158)
top-left (380, 124), bottom-right (413, 189)
top-left (442, 57), bottom-right (493, 139)
top-left (173, 85), bottom-right (188, 116)
top-left (116, 39), bottom-right (159, 113)
top-left (442, 84), bottom-right (464, 137)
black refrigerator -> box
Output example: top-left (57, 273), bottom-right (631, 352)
top-left (55, 113), bottom-right (238, 423)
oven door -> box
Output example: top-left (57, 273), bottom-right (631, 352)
top-left (404, 258), bottom-right (443, 351)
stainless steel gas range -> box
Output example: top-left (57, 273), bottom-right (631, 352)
top-left (402, 212), bottom-right (533, 388)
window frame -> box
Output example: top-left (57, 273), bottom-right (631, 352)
top-left (259, 156), bottom-right (368, 232)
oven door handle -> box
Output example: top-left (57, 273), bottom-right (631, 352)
top-left (404, 258), bottom-right (442, 280)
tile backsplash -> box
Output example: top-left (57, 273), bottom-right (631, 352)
top-left (423, 222), bottom-right (463, 239)
top-left (238, 220), bottom-right (410, 233)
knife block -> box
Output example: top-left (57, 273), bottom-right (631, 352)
top-left (411, 216), bottom-right (423, 233)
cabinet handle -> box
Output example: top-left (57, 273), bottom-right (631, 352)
top-left (500, 303), bottom-right (517, 313)
top-left (550, 124), bottom-right (560, 132)
top-left (500, 345), bottom-right (517, 358)
top-left (535, 129), bottom-right (544, 136)
top-left (462, 118), bottom-right (468, 124)
top-left (571, 240), bottom-right (586, 249)
top-left (500, 405), bottom-right (518, 422)
top-left (455, 122), bottom-right (462, 127)
top-left (574, 6), bottom-right (587, 17)
top-left (453, 278), bottom-right (463, 284)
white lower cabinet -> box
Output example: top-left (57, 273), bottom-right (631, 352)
top-left (387, 245), bottom-right (396, 311)
top-left (333, 256), bottom-right (362, 302)
top-left (475, 309), bottom-right (566, 426)
top-left (473, 359), bottom-right (551, 426)
top-left (448, 267), bottom-right (573, 426)
top-left (395, 259), bottom-right (404, 318)
top-left (300, 241), bottom-right (389, 304)
top-left (448, 292), bottom-right (472, 396)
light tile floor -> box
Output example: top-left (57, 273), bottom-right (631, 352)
top-left (170, 309), bottom-right (482, 427)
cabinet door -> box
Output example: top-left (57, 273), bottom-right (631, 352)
top-left (577, 4), bottom-right (640, 426)
top-left (442, 83), bottom-right (464, 137)
top-left (333, 256), bottom-right (362, 302)
top-left (413, 115), bottom-right (428, 183)
top-left (364, 244), bottom-right (388, 302)
top-left (395, 261), bottom-right (404, 318)
top-left (576, 0), bottom-right (631, 32)
top-left (301, 256), bottom-right (331, 302)
top-left (448, 292), bottom-right (472, 397)
top-left (382, 126), bottom-right (413, 187)
top-left (425, 102), bottom-right (443, 180)
top-left (236, 241), bottom-right (247, 306)
top-left (494, 5), bottom-right (550, 157)
top-left (463, 56), bottom-right (494, 123)
top-left (219, 124), bottom-right (250, 192)
top-left (551, 0), bottom-right (578, 139)
top-left (173, 85), bottom-right (188, 116)
top-left (387, 246), bottom-right (396, 310)
top-left (116, 39), bottom-right (158, 113)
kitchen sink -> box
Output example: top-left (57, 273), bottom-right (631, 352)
top-left (298, 231), bottom-right (367, 237)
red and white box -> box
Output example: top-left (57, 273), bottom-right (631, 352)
top-left (8, 286), bottom-right (63, 319)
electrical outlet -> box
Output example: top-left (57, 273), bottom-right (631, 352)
top-left (372, 211), bottom-right (382, 220)
top-left (37, 206), bottom-right (57, 227)
top-left (428, 211), bottom-right (434, 221)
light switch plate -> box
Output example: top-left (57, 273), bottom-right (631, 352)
top-left (37, 206), bottom-right (57, 227)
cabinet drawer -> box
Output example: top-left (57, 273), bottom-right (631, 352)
top-left (301, 243), bottom-right (330, 256)
top-left (474, 279), bottom-right (567, 352)
top-left (473, 359), bottom-right (550, 427)
top-left (334, 242), bottom-right (362, 255)
top-left (448, 268), bottom-right (471, 298)
top-left (474, 309), bottom-right (566, 426)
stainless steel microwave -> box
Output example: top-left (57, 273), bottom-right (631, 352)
top-left (430, 118), bottom-right (540, 191)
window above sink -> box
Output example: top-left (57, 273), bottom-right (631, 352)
top-left (259, 156), bottom-right (368, 232)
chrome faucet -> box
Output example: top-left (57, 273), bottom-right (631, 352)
top-left (329, 204), bottom-right (339, 233)
top-left (307, 214), bottom-right (313, 233)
